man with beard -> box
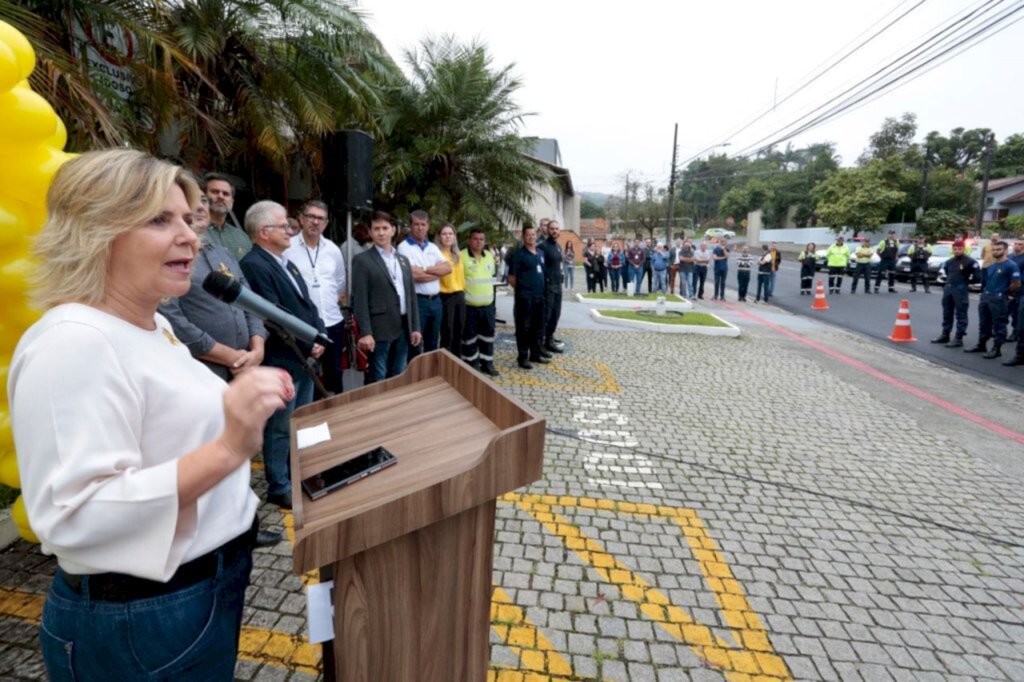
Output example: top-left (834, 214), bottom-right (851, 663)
top-left (203, 172), bottom-right (250, 262)
top-left (537, 219), bottom-right (565, 354)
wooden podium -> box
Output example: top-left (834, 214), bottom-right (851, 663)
top-left (289, 350), bottom-right (545, 681)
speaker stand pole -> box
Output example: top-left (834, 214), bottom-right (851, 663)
top-left (345, 210), bottom-right (353, 299)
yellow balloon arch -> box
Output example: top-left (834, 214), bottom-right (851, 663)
top-left (0, 20), bottom-right (76, 543)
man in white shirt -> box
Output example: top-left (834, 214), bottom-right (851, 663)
top-left (284, 199), bottom-right (347, 393)
top-left (396, 209), bottom-right (451, 355)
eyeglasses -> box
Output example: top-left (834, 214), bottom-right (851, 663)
top-left (262, 223), bottom-right (291, 231)
top-left (302, 213), bottom-right (327, 222)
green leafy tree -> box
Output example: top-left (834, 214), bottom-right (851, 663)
top-left (580, 196), bottom-right (605, 219)
top-left (719, 179), bottom-right (774, 223)
top-left (813, 161), bottom-right (906, 235)
top-left (859, 113), bottom-right (918, 166)
top-left (916, 209), bottom-right (970, 241)
top-left (924, 127), bottom-right (991, 171)
top-left (992, 133), bottom-right (1024, 178)
top-left (373, 36), bottom-right (550, 230)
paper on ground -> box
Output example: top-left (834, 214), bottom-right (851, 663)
top-left (297, 422), bottom-right (331, 449)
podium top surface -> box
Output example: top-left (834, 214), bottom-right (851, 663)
top-left (292, 375), bottom-right (501, 533)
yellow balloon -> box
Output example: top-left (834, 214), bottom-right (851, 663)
top-left (0, 20), bottom-right (36, 80)
top-left (7, 302), bottom-right (40, 330)
top-left (0, 256), bottom-right (33, 294)
top-left (0, 198), bottom-right (31, 249)
top-left (45, 116), bottom-right (67, 152)
top-left (0, 146), bottom-right (71, 204)
top-left (11, 496), bottom-right (38, 544)
top-left (0, 408), bottom-right (10, 452)
top-left (0, 41), bottom-right (18, 93)
top-left (0, 451), bottom-right (19, 489)
top-left (0, 88), bottom-right (58, 149)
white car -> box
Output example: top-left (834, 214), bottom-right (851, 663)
top-left (704, 227), bottom-right (736, 240)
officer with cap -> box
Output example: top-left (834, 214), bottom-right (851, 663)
top-left (907, 236), bottom-right (932, 293)
top-left (931, 238), bottom-right (980, 347)
top-left (874, 228), bottom-right (900, 293)
top-left (964, 240), bottom-right (1020, 359)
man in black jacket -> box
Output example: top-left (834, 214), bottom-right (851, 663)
top-left (351, 211), bottom-right (422, 383)
top-left (538, 219), bottom-right (565, 354)
top-left (240, 201), bottom-right (327, 510)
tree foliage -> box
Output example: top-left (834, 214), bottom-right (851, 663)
top-left (916, 209), bottom-right (971, 241)
top-left (580, 196), bottom-right (605, 219)
top-left (859, 112), bottom-right (918, 166)
top-left (372, 36), bottom-right (550, 230)
top-left (925, 127), bottom-right (991, 171)
top-left (812, 161), bottom-right (906, 234)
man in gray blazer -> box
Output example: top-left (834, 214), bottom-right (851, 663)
top-left (352, 211), bottom-right (422, 383)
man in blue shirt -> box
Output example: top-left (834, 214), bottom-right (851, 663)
top-left (1007, 239), bottom-right (1024, 344)
top-left (964, 240), bottom-right (1020, 359)
top-left (931, 239), bottom-right (980, 347)
top-left (509, 225), bottom-right (549, 369)
top-left (712, 239), bottom-right (730, 301)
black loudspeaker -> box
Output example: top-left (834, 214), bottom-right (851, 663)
top-left (322, 129), bottom-right (373, 212)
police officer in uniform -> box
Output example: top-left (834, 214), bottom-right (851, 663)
top-left (908, 236), bottom-right (932, 293)
top-left (964, 240), bottom-right (1020, 359)
top-left (461, 227), bottom-right (500, 377)
top-left (875, 229), bottom-right (900, 293)
top-left (509, 225), bottom-right (549, 369)
top-left (538, 219), bottom-right (565, 354)
top-left (851, 238), bottom-right (873, 294)
top-left (931, 239), bottom-right (980, 347)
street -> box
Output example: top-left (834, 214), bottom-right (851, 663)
top-left (761, 259), bottom-right (1024, 391)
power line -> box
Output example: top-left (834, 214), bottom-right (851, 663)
top-left (731, 0), bottom-right (1015, 158)
top-left (735, 0), bottom-right (1024, 157)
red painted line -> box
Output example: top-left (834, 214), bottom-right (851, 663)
top-left (720, 301), bottom-right (1024, 446)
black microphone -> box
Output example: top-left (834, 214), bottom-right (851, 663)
top-left (202, 271), bottom-right (331, 347)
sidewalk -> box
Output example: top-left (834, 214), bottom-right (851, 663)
top-left (0, 284), bottom-right (1021, 680)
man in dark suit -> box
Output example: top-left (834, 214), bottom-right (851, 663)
top-left (240, 200), bottom-right (326, 510)
top-left (352, 211), bottom-right (422, 383)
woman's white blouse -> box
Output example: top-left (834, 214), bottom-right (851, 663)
top-left (8, 304), bottom-right (258, 581)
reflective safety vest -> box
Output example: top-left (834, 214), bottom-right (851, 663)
top-left (826, 244), bottom-right (850, 267)
top-left (462, 248), bottom-right (497, 307)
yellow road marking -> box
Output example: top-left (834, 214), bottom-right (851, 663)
top-left (506, 493), bottom-right (792, 681)
top-left (493, 357), bottom-right (621, 393)
top-left (491, 586), bottom-right (577, 679)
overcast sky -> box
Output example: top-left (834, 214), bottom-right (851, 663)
top-left (361, 0), bottom-right (1022, 194)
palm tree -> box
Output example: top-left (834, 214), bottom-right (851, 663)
top-left (373, 36), bottom-right (550, 232)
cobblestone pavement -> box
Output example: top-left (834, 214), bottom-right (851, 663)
top-left (0, 283), bottom-right (1022, 681)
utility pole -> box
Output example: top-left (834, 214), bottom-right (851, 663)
top-left (917, 143), bottom-right (930, 218)
top-left (975, 132), bottom-right (995, 234)
top-left (666, 123), bottom-right (679, 245)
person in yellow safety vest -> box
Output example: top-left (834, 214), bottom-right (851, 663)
top-left (851, 238), bottom-right (874, 294)
top-left (461, 226), bottom-right (500, 377)
top-left (826, 236), bottom-right (851, 295)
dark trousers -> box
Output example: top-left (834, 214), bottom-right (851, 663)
top-left (713, 267), bottom-right (727, 299)
top-left (737, 270), bottom-right (751, 300)
top-left (542, 285), bottom-right (561, 346)
top-left (910, 262), bottom-right (930, 291)
top-left (321, 321), bottom-right (346, 394)
top-left (462, 304), bottom-right (496, 365)
top-left (692, 266), bottom-right (708, 298)
top-left (645, 266), bottom-right (653, 292)
top-left (800, 265), bottom-right (815, 293)
top-left (594, 269), bottom-right (605, 292)
top-left (941, 285), bottom-right (969, 338)
top-left (978, 293), bottom-right (1010, 344)
top-left (439, 291), bottom-right (466, 358)
top-left (756, 273), bottom-right (771, 301)
top-left (851, 263), bottom-right (870, 292)
top-left (875, 258), bottom-right (896, 290)
top-left (514, 295), bottom-right (544, 361)
top-left (585, 269), bottom-right (596, 293)
top-left (828, 266), bottom-right (844, 292)
top-left (610, 268), bottom-right (622, 292)
top-left (367, 329), bottom-right (410, 384)
top-left (1015, 294), bottom-right (1024, 358)
top-left (412, 294), bottom-right (442, 356)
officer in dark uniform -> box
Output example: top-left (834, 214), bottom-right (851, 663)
top-left (931, 239), bottom-right (980, 347)
top-left (538, 219), bottom-right (565, 354)
top-left (964, 240), bottom-right (1020, 359)
top-left (509, 225), bottom-right (549, 369)
top-left (908, 236), bottom-right (932, 293)
top-left (874, 229), bottom-right (900, 293)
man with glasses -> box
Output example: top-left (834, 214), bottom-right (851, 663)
top-left (240, 201), bottom-right (326, 510)
top-left (284, 200), bottom-right (347, 393)
top-left (203, 172), bottom-right (251, 262)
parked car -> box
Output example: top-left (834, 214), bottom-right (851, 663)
top-left (814, 241), bottom-right (909, 273)
top-left (895, 243), bottom-right (953, 282)
top-left (704, 227), bottom-right (736, 240)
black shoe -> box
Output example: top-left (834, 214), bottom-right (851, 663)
top-left (888, 288), bottom-right (897, 293)
top-left (930, 335), bottom-right (950, 344)
top-left (538, 349), bottom-right (552, 359)
top-left (517, 358), bottom-right (533, 370)
top-left (544, 343), bottom-right (564, 354)
top-left (983, 346), bottom-right (1002, 359)
top-left (529, 355), bottom-right (550, 364)
top-left (964, 343), bottom-right (987, 353)
top-left (945, 337), bottom-right (963, 348)
top-left (481, 362), bottom-right (501, 377)
top-left (1002, 355), bottom-right (1024, 366)
top-left (551, 337), bottom-right (565, 346)
top-left (924, 288), bottom-right (930, 293)
top-left (255, 530), bottom-right (283, 549)
top-left (1008, 332), bottom-right (1019, 342)
top-left (874, 287), bottom-right (880, 293)
top-left (266, 492), bottom-right (292, 510)
top-left (911, 287), bottom-right (917, 292)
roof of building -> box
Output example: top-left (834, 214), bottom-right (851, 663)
top-left (527, 138), bottom-right (562, 166)
top-left (1001, 190), bottom-right (1024, 204)
top-left (524, 154), bottom-right (574, 196)
top-left (982, 175), bottom-right (1024, 191)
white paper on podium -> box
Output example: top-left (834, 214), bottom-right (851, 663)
top-left (297, 422), bottom-right (331, 450)
top-left (306, 580), bottom-right (334, 643)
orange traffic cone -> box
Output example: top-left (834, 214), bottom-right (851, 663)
top-left (888, 299), bottom-right (917, 342)
top-left (811, 281), bottom-right (829, 310)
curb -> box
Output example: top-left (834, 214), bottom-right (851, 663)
top-left (574, 293), bottom-right (693, 311)
top-left (0, 509), bottom-right (20, 550)
top-left (589, 309), bottom-right (742, 337)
